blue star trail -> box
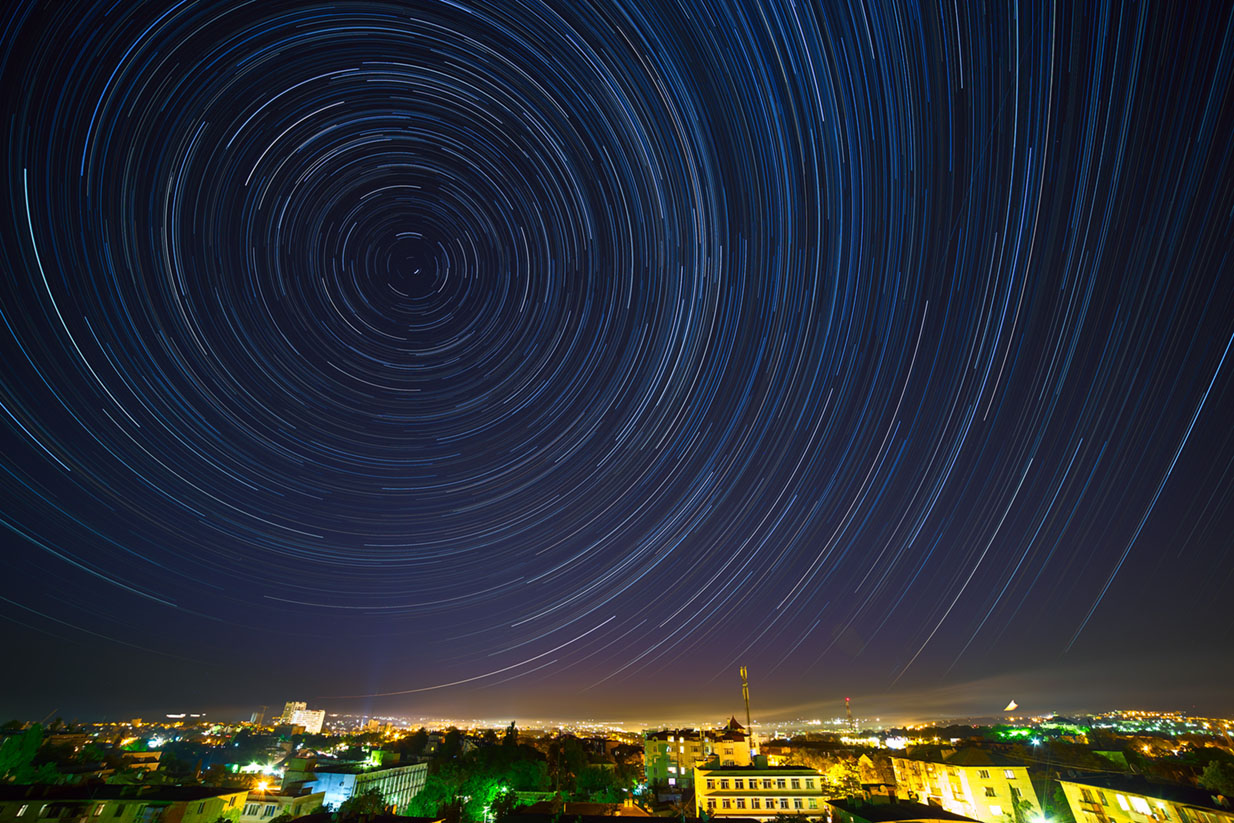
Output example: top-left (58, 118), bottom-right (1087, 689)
top-left (1, 0), bottom-right (1232, 716)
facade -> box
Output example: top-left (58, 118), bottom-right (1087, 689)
top-left (694, 763), bottom-right (828, 820)
top-left (288, 710), bottom-right (325, 735)
top-left (238, 792), bottom-right (323, 823)
top-left (644, 718), bottom-right (753, 788)
top-left (277, 703), bottom-right (307, 724)
top-left (1058, 776), bottom-right (1234, 823)
top-left (309, 762), bottom-right (428, 812)
top-left (891, 750), bottom-right (1039, 823)
top-left (0, 786), bottom-right (247, 823)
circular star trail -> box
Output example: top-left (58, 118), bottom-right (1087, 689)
top-left (1, 0), bottom-right (1232, 712)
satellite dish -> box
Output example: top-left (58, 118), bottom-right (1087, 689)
top-left (1004, 700), bottom-right (1018, 712)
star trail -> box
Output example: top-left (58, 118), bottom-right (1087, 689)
top-left (1, 0), bottom-right (1233, 718)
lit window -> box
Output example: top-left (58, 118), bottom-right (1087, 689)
top-left (1130, 798), bottom-right (1152, 815)
top-left (1004, 770), bottom-right (1016, 780)
top-left (990, 807), bottom-right (1003, 817)
top-left (1117, 796), bottom-right (1131, 812)
top-left (94, 808), bottom-right (105, 817)
top-left (18, 807), bottom-right (29, 818)
top-left (809, 800), bottom-right (818, 809)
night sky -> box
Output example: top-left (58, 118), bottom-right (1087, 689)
top-left (2, 0), bottom-right (1233, 723)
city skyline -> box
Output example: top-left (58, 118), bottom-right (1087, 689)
top-left (2, 3), bottom-right (1233, 719)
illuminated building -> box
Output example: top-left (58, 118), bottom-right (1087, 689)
top-left (288, 709), bottom-right (325, 735)
top-left (1057, 776), bottom-right (1234, 823)
top-left (307, 761), bottom-right (427, 812)
top-left (643, 718), bottom-right (753, 788)
top-left (0, 786), bottom-right (247, 823)
top-left (239, 791), bottom-right (324, 823)
top-left (890, 749), bottom-right (1040, 823)
top-left (277, 702), bottom-right (308, 724)
top-left (693, 761), bottom-right (827, 819)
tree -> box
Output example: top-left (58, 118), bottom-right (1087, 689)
top-left (1199, 761), bottom-right (1234, 796)
top-left (337, 788), bottom-right (387, 819)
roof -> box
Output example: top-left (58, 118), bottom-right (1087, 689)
top-left (827, 800), bottom-right (982, 823)
top-left (943, 749), bottom-right (1026, 768)
top-left (517, 802), bottom-right (653, 817)
top-left (0, 786), bottom-right (246, 802)
top-left (1059, 775), bottom-right (1233, 813)
top-left (696, 765), bottom-right (820, 774)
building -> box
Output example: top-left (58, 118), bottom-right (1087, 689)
top-left (277, 703), bottom-right (307, 724)
top-left (0, 785), bottom-right (248, 823)
top-left (827, 798), bottom-right (983, 823)
top-left (1057, 776), bottom-right (1233, 823)
top-left (644, 718), bottom-right (754, 788)
top-left (238, 791), bottom-right (323, 823)
top-left (308, 761), bottom-right (427, 812)
top-left (890, 749), bottom-right (1040, 823)
top-left (694, 761), bottom-right (828, 819)
top-left (287, 710), bottom-right (325, 735)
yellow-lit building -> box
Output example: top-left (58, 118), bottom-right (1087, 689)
top-left (643, 718), bottom-right (753, 788)
top-left (694, 762), bottom-right (828, 819)
top-left (890, 749), bottom-right (1039, 823)
top-left (1058, 776), bottom-right (1234, 823)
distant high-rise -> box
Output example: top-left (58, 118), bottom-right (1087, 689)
top-left (845, 697), bottom-right (856, 732)
top-left (278, 701), bottom-right (307, 723)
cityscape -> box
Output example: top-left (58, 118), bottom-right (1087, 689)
top-left (1, 699), bottom-right (1233, 823)
top-left (2, 3), bottom-right (1232, 823)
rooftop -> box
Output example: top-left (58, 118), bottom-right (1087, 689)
top-left (0, 786), bottom-right (246, 802)
top-left (827, 800), bottom-right (983, 823)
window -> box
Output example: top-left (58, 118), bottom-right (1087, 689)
top-left (776, 779), bottom-right (787, 789)
top-left (809, 800), bottom-right (818, 810)
top-left (1130, 798), bottom-right (1152, 816)
top-left (1012, 788), bottom-right (1023, 800)
top-left (707, 801), bottom-right (716, 810)
top-left (751, 800), bottom-right (761, 809)
top-left (1158, 803), bottom-right (1171, 821)
top-left (196, 805), bottom-right (205, 815)
top-left (18, 806), bottom-right (29, 818)
top-left (978, 770), bottom-right (991, 779)
top-left (724, 748), bottom-right (734, 755)
top-left (114, 807), bottom-right (126, 818)
top-left (95, 808), bottom-right (105, 818)
top-left (707, 780), bottom-right (715, 790)
top-left (721, 779), bottom-right (730, 789)
top-left (263, 808), bottom-right (277, 818)
top-left (990, 807), bottom-right (1003, 817)
top-left (1118, 796), bottom-right (1132, 812)
top-left (735, 800), bottom-right (745, 809)
top-left (779, 799), bottom-right (790, 810)
top-left (722, 800), bottom-right (731, 809)
top-left (1004, 770), bottom-right (1016, 780)
top-left (1099, 793), bottom-right (1109, 807)
top-left (806, 779), bottom-right (815, 789)
top-left (985, 788), bottom-right (997, 798)
top-left (763, 780), bottom-right (773, 789)
top-left (794, 799), bottom-right (803, 810)
top-left (791, 779), bottom-right (801, 789)
top-left (735, 779), bottom-right (744, 789)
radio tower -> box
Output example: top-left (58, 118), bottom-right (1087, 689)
top-left (845, 697), bottom-right (855, 732)
top-left (740, 666), bottom-right (758, 756)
